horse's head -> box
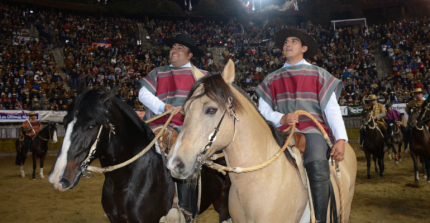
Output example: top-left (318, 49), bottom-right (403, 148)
top-left (387, 120), bottom-right (396, 137)
top-left (361, 108), bottom-right (372, 126)
top-left (49, 85), bottom-right (118, 191)
top-left (47, 122), bottom-right (58, 144)
top-left (167, 60), bottom-right (242, 180)
top-left (408, 106), bottom-right (420, 128)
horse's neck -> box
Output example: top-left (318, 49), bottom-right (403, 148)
top-left (224, 97), bottom-right (281, 167)
top-left (99, 108), bottom-right (158, 168)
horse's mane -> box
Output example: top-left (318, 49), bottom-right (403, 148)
top-left (186, 74), bottom-right (297, 168)
top-left (66, 90), bottom-right (108, 125)
top-left (67, 89), bottom-right (154, 140)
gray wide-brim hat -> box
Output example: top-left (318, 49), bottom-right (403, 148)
top-left (162, 34), bottom-right (205, 57)
top-left (275, 28), bottom-right (318, 59)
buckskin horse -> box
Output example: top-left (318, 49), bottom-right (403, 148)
top-left (361, 108), bottom-right (385, 178)
top-left (407, 105), bottom-right (430, 183)
top-left (386, 120), bottom-right (403, 163)
top-left (48, 86), bottom-right (230, 223)
top-left (15, 123), bottom-right (58, 179)
top-left (166, 61), bottom-right (357, 222)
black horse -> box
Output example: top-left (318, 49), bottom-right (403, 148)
top-left (15, 123), bottom-right (58, 179)
top-left (48, 87), bottom-right (230, 222)
top-left (361, 108), bottom-right (385, 179)
top-left (386, 120), bottom-right (403, 163)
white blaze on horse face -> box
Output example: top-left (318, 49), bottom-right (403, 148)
top-left (52, 130), bottom-right (58, 144)
top-left (167, 127), bottom-right (185, 170)
top-left (48, 118), bottom-right (76, 187)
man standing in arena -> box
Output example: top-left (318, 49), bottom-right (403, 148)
top-left (137, 34), bottom-right (207, 223)
top-left (255, 29), bottom-right (348, 223)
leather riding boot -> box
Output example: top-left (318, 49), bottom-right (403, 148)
top-left (306, 160), bottom-right (330, 223)
top-left (177, 180), bottom-right (197, 223)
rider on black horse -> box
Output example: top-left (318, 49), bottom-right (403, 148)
top-left (137, 34), bottom-right (208, 222)
top-left (16, 111), bottom-right (41, 165)
top-left (359, 95), bottom-right (389, 151)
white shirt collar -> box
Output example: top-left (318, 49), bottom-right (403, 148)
top-left (283, 59), bottom-right (311, 68)
top-left (170, 62), bottom-right (191, 68)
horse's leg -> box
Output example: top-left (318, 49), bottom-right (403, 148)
top-left (392, 144), bottom-right (398, 163)
top-left (426, 158), bottom-right (430, 183)
top-left (32, 155), bottom-right (37, 180)
top-left (410, 151), bottom-right (419, 184)
top-left (20, 164), bottom-right (25, 178)
top-left (398, 143), bottom-right (402, 161)
top-left (378, 156), bottom-right (384, 178)
top-left (213, 185), bottom-right (230, 223)
top-left (40, 156), bottom-right (46, 179)
top-left (373, 154), bottom-right (378, 174)
top-left (365, 152), bottom-right (371, 179)
top-left (422, 159), bottom-right (427, 179)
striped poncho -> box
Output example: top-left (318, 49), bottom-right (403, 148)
top-left (255, 64), bottom-right (342, 141)
top-left (137, 65), bottom-right (209, 128)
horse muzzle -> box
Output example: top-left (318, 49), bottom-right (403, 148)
top-left (167, 157), bottom-right (198, 180)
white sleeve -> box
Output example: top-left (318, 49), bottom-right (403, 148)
top-left (258, 98), bottom-right (284, 127)
top-left (324, 92), bottom-right (348, 142)
top-left (138, 87), bottom-right (165, 115)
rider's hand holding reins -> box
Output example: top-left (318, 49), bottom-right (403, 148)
top-left (281, 113), bottom-right (299, 126)
top-left (331, 139), bottom-right (345, 161)
top-left (165, 104), bottom-right (183, 115)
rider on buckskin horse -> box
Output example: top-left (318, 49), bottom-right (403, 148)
top-left (16, 111), bottom-right (41, 165)
top-left (359, 94), bottom-right (389, 150)
top-left (137, 34), bottom-right (208, 223)
top-left (255, 28), bottom-right (348, 223)
top-left (404, 88), bottom-right (426, 150)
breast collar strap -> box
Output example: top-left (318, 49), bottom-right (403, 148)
top-left (196, 97), bottom-right (239, 168)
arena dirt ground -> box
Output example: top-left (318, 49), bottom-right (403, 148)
top-left (1, 142), bottom-right (430, 223)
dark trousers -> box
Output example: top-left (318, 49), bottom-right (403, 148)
top-left (303, 133), bottom-right (331, 222)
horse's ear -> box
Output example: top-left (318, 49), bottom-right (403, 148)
top-left (221, 59), bottom-right (235, 85)
top-left (77, 80), bottom-right (87, 95)
top-left (100, 85), bottom-right (120, 105)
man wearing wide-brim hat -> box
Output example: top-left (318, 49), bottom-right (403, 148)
top-left (360, 94), bottom-right (389, 150)
top-left (404, 88), bottom-right (427, 150)
top-left (137, 34), bottom-right (208, 222)
top-left (16, 111), bottom-right (41, 166)
top-left (255, 28), bottom-right (348, 222)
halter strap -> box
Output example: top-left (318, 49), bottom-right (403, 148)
top-left (196, 97), bottom-right (239, 166)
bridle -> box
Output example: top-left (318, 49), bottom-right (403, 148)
top-left (195, 97), bottom-right (239, 170)
top-left (363, 110), bottom-right (376, 130)
top-left (409, 107), bottom-right (425, 131)
top-left (37, 125), bottom-right (56, 143)
top-left (80, 110), bottom-right (116, 178)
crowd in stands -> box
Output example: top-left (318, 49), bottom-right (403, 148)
top-left (1, 3), bottom-right (429, 112)
top-left (380, 18), bottom-right (430, 104)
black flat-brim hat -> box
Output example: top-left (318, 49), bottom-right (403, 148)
top-left (275, 28), bottom-right (318, 59)
top-left (162, 34), bottom-right (205, 57)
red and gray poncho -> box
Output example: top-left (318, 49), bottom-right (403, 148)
top-left (255, 64), bottom-right (342, 142)
top-left (137, 65), bottom-right (209, 128)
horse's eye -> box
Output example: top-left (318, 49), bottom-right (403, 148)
top-left (205, 107), bottom-right (218, 115)
top-left (88, 125), bottom-right (95, 131)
